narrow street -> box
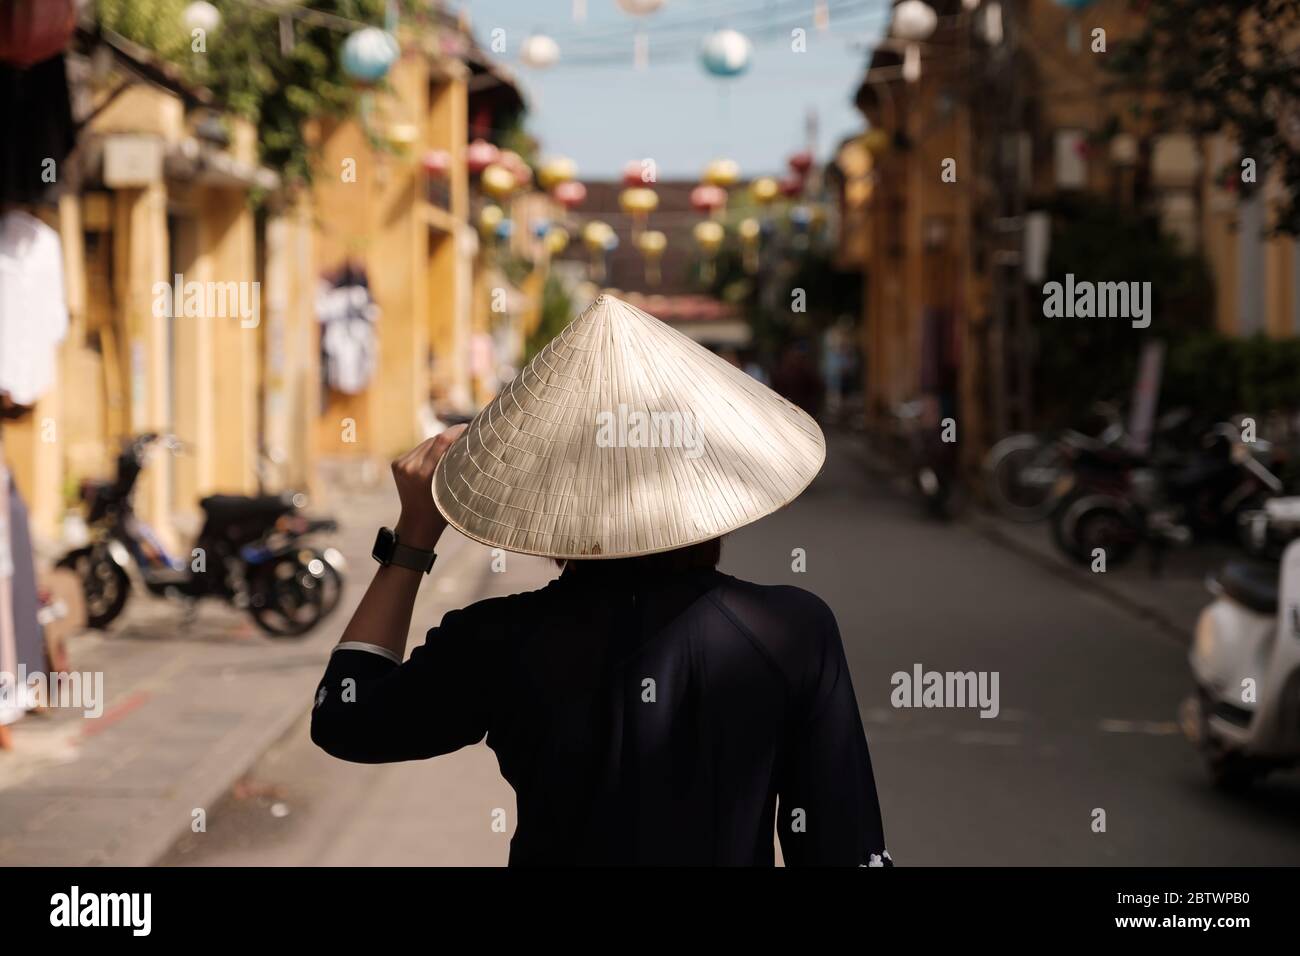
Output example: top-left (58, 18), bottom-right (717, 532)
top-left (160, 434), bottom-right (1300, 867)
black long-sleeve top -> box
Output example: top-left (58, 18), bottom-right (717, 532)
top-left (311, 564), bottom-right (891, 866)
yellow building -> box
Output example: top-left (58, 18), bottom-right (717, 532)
top-left (2, 28), bottom-right (307, 545)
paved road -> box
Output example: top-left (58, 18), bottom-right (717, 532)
top-left (161, 434), bottom-right (1300, 866)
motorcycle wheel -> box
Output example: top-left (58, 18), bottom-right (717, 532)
top-left (57, 547), bottom-right (131, 629)
top-left (984, 435), bottom-right (1066, 522)
top-left (1052, 495), bottom-right (1140, 567)
top-left (247, 551), bottom-right (340, 638)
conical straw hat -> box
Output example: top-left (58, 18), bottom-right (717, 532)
top-left (433, 294), bottom-right (825, 559)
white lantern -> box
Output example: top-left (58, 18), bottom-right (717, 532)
top-left (182, 1), bottom-right (221, 35)
top-left (902, 43), bottom-right (922, 83)
top-left (520, 33), bottom-right (560, 69)
top-left (892, 0), bottom-right (938, 42)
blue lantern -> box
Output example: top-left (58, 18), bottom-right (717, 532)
top-left (700, 29), bottom-right (753, 78)
top-left (342, 27), bottom-right (400, 84)
top-left (789, 205), bottom-right (812, 231)
top-left (532, 219), bottom-right (552, 241)
top-left (603, 232), bottom-right (620, 252)
top-left (495, 220), bottom-right (514, 242)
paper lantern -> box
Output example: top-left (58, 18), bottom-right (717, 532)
top-left (544, 227), bottom-right (570, 255)
top-left (617, 0), bottom-right (665, 13)
top-left (738, 217), bottom-right (761, 272)
top-left (552, 180), bottom-right (587, 209)
top-left (422, 149), bottom-right (451, 178)
top-left (779, 175), bottom-right (804, 198)
top-left (750, 177), bottom-right (779, 204)
top-left (892, 1), bottom-right (938, 42)
top-left (637, 230), bottom-right (667, 285)
top-left (700, 28), bottom-right (753, 77)
top-left (693, 220), bottom-right (724, 252)
top-left (495, 219), bottom-right (514, 242)
top-left (582, 221), bottom-right (616, 281)
top-left (183, 1), bottom-right (221, 35)
top-left (862, 128), bottom-right (890, 155)
top-left (480, 164), bottom-right (517, 199)
top-left (538, 156), bottom-right (577, 190)
top-left (0, 0), bottom-right (77, 67)
top-left (788, 150), bottom-right (813, 175)
top-left (689, 184), bottom-right (727, 214)
top-left (622, 160), bottom-right (649, 187)
top-left (532, 218), bottom-right (553, 240)
top-left (479, 204), bottom-right (504, 235)
top-left (619, 188), bottom-right (659, 215)
top-left (703, 158), bottom-right (740, 188)
top-left (466, 139), bottom-right (500, 175)
top-left (499, 150), bottom-right (532, 187)
top-left (341, 26), bottom-right (399, 83)
top-left (520, 33), bottom-right (560, 69)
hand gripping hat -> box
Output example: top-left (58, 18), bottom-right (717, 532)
top-left (433, 294), bottom-right (825, 558)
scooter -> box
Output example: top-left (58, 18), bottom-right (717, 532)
top-left (1183, 509), bottom-right (1300, 788)
top-left (1051, 421), bottom-right (1283, 569)
top-left (57, 433), bottom-right (345, 637)
top-left (894, 397), bottom-right (962, 520)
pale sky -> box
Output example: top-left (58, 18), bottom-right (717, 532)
top-left (463, 0), bottom-right (890, 179)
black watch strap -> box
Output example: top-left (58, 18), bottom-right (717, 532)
top-left (374, 527), bottom-right (436, 573)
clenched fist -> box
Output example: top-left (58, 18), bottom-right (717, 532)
top-left (391, 424), bottom-right (467, 551)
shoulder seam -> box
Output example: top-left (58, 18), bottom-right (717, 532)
top-left (704, 588), bottom-right (796, 697)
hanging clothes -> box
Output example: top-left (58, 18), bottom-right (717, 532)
top-left (0, 454), bottom-right (45, 726)
top-left (316, 263), bottom-right (380, 396)
top-left (0, 209), bottom-right (69, 406)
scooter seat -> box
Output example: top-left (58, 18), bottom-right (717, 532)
top-left (199, 493), bottom-right (295, 523)
top-left (1216, 560), bottom-right (1278, 615)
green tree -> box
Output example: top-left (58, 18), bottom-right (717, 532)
top-left (1110, 0), bottom-right (1300, 234)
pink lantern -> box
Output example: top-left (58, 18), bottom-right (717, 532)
top-left (622, 161), bottom-right (647, 187)
top-left (689, 184), bottom-right (727, 214)
top-left (422, 149), bottom-right (451, 178)
top-left (466, 139), bottom-right (500, 175)
top-left (788, 150), bottom-right (813, 175)
top-left (552, 180), bottom-right (588, 209)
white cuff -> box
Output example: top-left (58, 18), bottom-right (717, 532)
top-left (332, 641), bottom-right (402, 665)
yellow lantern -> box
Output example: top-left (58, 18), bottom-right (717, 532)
top-left (581, 220), bottom-right (616, 281)
top-left (862, 128), bottom-right (890, 155)
top-left (636, 229), bottom-right (667, 285)
top-left (749, 177), bottom-right (779, 205)
top-left (478, 203), bottom-right (504, 236)
top-left (538, 156), bottom-right (577, 190)
top-left (544, 226), bottom-right (570, 256)
top-left (480, 163), bottom-right (517, 199)
top-left (693, 220), bottom-right (725, 283)
top-left (703, 158), bottom-right (740, 188)
top-left (837, 138), bottom-right (874, 178)
top-left (619, 187), bottom-right (659, 237)
top-left (738, 217), bottom-right (762, 273)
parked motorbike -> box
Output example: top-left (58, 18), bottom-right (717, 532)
top-left (57, 434), bottom-right (345, 637)
top-left (1183, 515), bottom-right (1300, 788)
top-left (1050, 421), bottom-right (1283, 569)
top-left (982, 402), bottom-right (1126, 522)
top-left (894, 398), bottom-right (962, 520)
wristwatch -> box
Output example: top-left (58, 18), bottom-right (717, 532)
top-left (372, 527), bottom-right (436, 574)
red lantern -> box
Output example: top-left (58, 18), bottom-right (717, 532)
top-left (788, 150), bottom-right (813, 175)
top-left (0, 0), bottom-right (76, 67)
top-left (552, 180), bottom-right (587, 209)
top-left (689, 184), bottom-right (727, 214)
top-left (779, 175), bottom-right (804, 198)
top-left (422, 149), bottom-right (451, 178)
top-left (622, 160), bottom-right (646, 187)
top-left (466, 139), bottom-right (500, 175)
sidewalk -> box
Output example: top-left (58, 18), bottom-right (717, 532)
top-left (0, 466), bottom-right (398, 866)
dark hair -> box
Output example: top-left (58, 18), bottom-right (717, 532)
top-left (554, 537), bottom-right (723, 574)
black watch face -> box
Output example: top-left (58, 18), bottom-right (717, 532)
top-left (373, 527), bottom-right (396, 564)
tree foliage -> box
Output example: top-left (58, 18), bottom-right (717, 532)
top-left (1109, 0), bottom-right (1300, 233)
